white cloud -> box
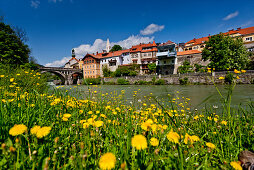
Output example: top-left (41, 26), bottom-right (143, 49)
top-left (49, 0), bottom-right (63, 3)
top-left (140, 24), bottom-right (165, 35)
top-left (45, 57), bottom-right (70, 67)
top-left (223, 11), bottom-right (239, 21)
top-left (31, 0), bottom-right (40, 9)
top-left (241, 21), bottom-right (253, 27)
top-left (45, 35), bottom-right (154, 67)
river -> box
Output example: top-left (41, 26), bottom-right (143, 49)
top-left (54, 84), bottom-right (254, 110)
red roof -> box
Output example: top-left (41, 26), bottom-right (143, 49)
top-left (185, 26), bottom-right (254, 46)
top-left (130, 41), bottom-right (157, 53)
top-left (185, 37), bottom-right (209, 46)
top-left (82, 49), bottom-right (130, 60)
top-left (69, 57), bottom-right (79, 62)
top-left (159, 40), bottom-right (175, 46)
top-left (177, 50), bottom-right (202, 56)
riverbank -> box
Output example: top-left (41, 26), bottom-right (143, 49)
top-left (102, 71), bottom-right (254, 85)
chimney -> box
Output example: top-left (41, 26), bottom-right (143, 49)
top-left (96, 51), bottom-right (98, 55)
top-left (237, 27), bottom-right (241, 31)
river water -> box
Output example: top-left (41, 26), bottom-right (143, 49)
top-left (55, 84), bottom-right (254, 110)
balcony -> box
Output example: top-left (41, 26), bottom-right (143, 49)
top-left (156, 51), bottom-right (176, 58)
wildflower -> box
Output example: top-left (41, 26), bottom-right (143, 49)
top-left (150, 137), bottom-right (159, 146)
top-left (99, 152), bottom-right (116, 170)
top-left (62, 117), bottom-right (68, 121)
top-left (94, 121), bottom-right (103, 127)
top-left (63, 114), bottom-right (71, 118)
top-left (83, 123), bottom-right (89, 128)
top-left (194, 115), bottom-right (199, 120)
top-left (241, 70), bottom-right (246, 73)
top-left (219, 77), bottom-right (225, 80)
top-left (10, 78), bottom-right (14, 82)
top-left (9, 124), bottom-right (27, 136)
top-left (236, 76), bottom-right (240, 79)
top-left (36, 126), bottom-right (51, 138)
top-left (166, 130), bottom-right (180, 144)
top-left (214, 118), bottom-right (218, 122)
top-left (184, 133), bottom-right (200, 144)
top-left (230, 161), bottom-right (242, 170)
top-left (221, 121), bottom-right (227, 125)
top-left (0, 75), bottom-right (4, 77)
top-left (206, 142), bottom-right (216, 149)
top-left (234, 69), bottom-right (241, 74)
top-left (131, 134), bottom-right (147, 150)
top-left (31, 125), bottom-right (41, 135)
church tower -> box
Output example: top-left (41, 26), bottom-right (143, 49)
top-left (106, 38), bottom-right (111, 52)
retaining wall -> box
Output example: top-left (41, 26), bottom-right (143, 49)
top-left (103, 71), bottom-right (254, 85)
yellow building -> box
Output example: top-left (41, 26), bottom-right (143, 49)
top-left (81, 53), bottom-right (102, 78)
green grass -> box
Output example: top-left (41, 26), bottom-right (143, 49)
top-left (0, 69), bottom-right (253, 169)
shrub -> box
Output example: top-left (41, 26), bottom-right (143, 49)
top-left (82, 77), bottom-right (101, 85)
top-left (103, 81), bottom-right (116, 85)
top-left (134, 80), bottom-right (150, 85)
top-left (155, 79), bottom-right (166, 85)
top-left (117, 78), bottom-right (129, 85)
top-left (178, 61), bottom-right (193, 74)
top-left (224, 72), bottom-right (234, 84)
top-left (102, 65), bottom-right (112, 77)
top-left (129, 71), bottom-right (137, 76)
top-left (179, 77), bottom-right (189, 85)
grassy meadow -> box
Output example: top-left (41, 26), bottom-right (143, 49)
top-left (0, 68), bottom-right (253, 169)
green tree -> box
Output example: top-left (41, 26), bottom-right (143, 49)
top-left (0, 20), bottom-right (30, 66)
top-left (102, 65), bottom-right (112, 77)
top-left (148, 63), bottom-right (156, 73)
top-left (178, 61), bottom-right (193, 74)
top-left (202, 33), bottom-right (249, 71)
top-left (110, 45), bottom-right (122, 52)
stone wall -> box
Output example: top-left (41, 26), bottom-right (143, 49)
top-left (103, 71), bottom-right (254, 85)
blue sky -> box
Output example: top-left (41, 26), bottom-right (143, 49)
top-left (1, 0), bottom-right (254, 66)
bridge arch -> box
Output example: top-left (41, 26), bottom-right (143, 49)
top-left (41, 70), bottom-right (66, 85)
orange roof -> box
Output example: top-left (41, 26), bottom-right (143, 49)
top-left (186, 26), bottom-right (254, 46)
top-left (177, 50), bottom-right (202, 56)
top-left (130, 41), bottom-right (157, 53)
top-left (69, 57), bottom-right (79, 62)
top-left (185, 37), bottom-right (209, 46)
top-left (82, 49), bottom-right (130, 60)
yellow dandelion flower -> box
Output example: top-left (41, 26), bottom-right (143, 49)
top-left (83, 123), bottom-right (89, 128)
top-left (230, 161), bottom-right (242, 170)
top-left (31, 125), bottom-right (41, 135)
top-left (0, 75), bottom-right (4, 77)
top-left (206, 142), bottom-right (216, 149)
top-left (63, 114), bottom-right (71, 118)
top-left (10, 78), bottom-right (14, 82)
top-left (194, 115), bottom-right (199, 120)
top-left (241, 70), bottom-right (246, 73)
top-left (166, 130), bottom-right (180, 144)
top-left (9, 124), bottom-right (27, 136)
top-left (99, 152), bottom-right (116, 170)
top-left (219, 77), bottom-right (225, 80)
top-left (62, 117), bottom-right (68, 121)
top-left (94, 121), bottom-right (103, 127)
top-left (131, 134), bottom-right (147, 150)
top-left (150, 137), bottom-right (159, 146)
top-left (221, 121), bottom-right (227, 125)
top-left (36, 126), bottom-right (51, 138)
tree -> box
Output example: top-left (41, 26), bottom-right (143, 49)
top-left (202, 33), bottom-right (249, 71)
top-left (102, 65), bottom-right (112, 77)
top-left (148, 63), bottom-right (156, 74)
top-left (178, 61), bottom-right (193, 74)
top-left (0, 20), bottom-right (30, 66)
top-left (110, 45), bottom-right (122, 52)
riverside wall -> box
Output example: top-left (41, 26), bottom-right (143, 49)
top-left (103, 71), bottom-right (254, 85)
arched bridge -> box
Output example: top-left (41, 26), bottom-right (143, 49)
top-left (39, 67), bottom-right (83, 85)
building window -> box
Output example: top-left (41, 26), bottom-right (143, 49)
top-left (85, 72), bottom-right (86, 74)
top-left (93, 71), bottom-right (94, 73)
top-left (248, 48), bottom-right (253, 52)
top-left (246, 37), bottom-right (253, 41)
top-left (133, 60), bottom-right (137, 64)
top-left (92, 60), bottom-right (94, 63)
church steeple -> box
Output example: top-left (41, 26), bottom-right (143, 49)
top-left (106, 38), bottom-right (111, 52)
